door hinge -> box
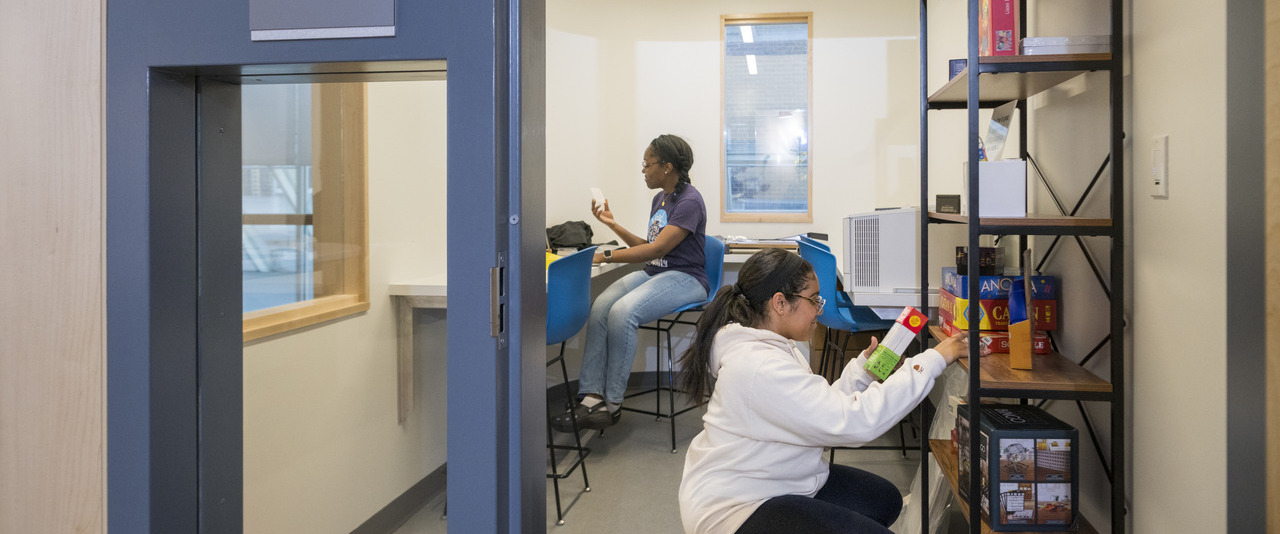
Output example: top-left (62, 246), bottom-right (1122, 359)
top-left (490, 266), bottom-right (502, 337)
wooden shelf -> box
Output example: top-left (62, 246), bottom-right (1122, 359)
top-left (930, 439), bottom-right (1097, 534)
top-left (928, 54), bottom-right (1113, 106)
top-left (929, 326), bottom-right (1112, 394)
top-left (929, 212), bottom-right (1112, 228)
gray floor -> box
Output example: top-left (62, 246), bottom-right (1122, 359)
top-left (392, 397), bottom-right (925, 534)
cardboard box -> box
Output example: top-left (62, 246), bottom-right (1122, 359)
top-left (1022, 35), bottom-right (1110, 55)
top-left (963, 159), bottom-right (1027, 217)
top-left (957, 404), bottom-right (1078, 531)
top-left (940, 320), bottom-right (1051, 355)
top-left (939, 288), bottom-right (1059, 331)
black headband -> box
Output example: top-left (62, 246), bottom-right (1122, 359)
top-left (737, 253), bottom-right (803, 306)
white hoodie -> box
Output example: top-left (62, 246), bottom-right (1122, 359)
top-left (678, 323), bottom-right (947, 534)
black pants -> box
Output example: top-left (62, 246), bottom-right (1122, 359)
top-left (736, 464), bottom-right (903, 534)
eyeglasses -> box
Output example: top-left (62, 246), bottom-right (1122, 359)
top-left (642, 160), bottom-right (665, 170)
top-left (790, 293), bottom-right (825, 312)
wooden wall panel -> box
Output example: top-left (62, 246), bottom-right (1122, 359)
top-left (0, 0), bottom-right (106, 531)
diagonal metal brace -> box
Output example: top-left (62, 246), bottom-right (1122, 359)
top-left (1027, 153), bottom-right (1112, 298)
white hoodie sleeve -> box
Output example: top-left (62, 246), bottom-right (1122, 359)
top-left (741, 347), bottom-right (947, 448)
top-left (832, 352), bottom-right (876, 395)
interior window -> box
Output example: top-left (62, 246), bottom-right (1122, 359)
top-left (721, 14), bottom-right (813, 223)
top-left (241, 83), bottom-right (369, 341)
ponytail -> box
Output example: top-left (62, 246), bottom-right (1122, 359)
top-left (649, 134), bottom-right (694, 195)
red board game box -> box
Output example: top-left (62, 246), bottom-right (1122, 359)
top-left (941, 320), bottom-right (1051, 355)
top-left (980, 0), bottom-right (1020, 56)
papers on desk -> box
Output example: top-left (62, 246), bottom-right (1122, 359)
top-left (721, 235), bottom-right (799, 244)
top-left (720, 235), bottom-right (801, 252)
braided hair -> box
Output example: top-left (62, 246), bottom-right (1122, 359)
top-left (676, 249), bottom-right (814, 404)
top-left (648, 134), bottom-right (694, 195)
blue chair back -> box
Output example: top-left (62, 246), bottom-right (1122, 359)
top-left (546, 246), bottom-right (597, 345)
top-left (797, 240), bottom-right (894, 332)
top-left (703, 235), bottom-right (726, 297)
top-left (797, 235), bottom-right (830, 252)
top-left (796, 240), bottom-right (849, 328)
top-left (673, 235), bottom-right (725, 313)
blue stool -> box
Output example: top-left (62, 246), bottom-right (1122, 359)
top-left (624, 236), bottom-right (725, 453)
top-left (797, 241), bottom-right (915, 458)
top-left (545, 246), bottom-right (596, 524)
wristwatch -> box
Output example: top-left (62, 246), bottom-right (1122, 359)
top-left (602, 249), bottom-right (613, 262)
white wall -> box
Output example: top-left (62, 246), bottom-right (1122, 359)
top-left (1128, 0), bottom-right (1228, 531)
top-left (242, 80), bottom-right (449, 533)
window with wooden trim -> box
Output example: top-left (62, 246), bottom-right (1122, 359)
top-left (721, 13), bottom-right (813, 223)
top-left (241, 83), bottom-right (369, 341)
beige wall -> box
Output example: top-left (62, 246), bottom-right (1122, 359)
top-left (0, 0), bottom-right (106, 531)
top-left (242, 80), bottom-right (448, 533)
top-left (1129, 0), bottom-right (1230, 531)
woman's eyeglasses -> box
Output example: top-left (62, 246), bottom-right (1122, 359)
top-left (790, 293), bottom-right (825, 312)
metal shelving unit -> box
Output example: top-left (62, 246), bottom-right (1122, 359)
top-left (917, 0), bottom-right (1125, 533)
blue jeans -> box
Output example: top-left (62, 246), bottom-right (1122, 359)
top-left (578, 269), bottom-right (707, 404)
top-left (735, 464), bottom-right (903, 534)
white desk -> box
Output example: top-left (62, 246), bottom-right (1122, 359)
top-left (387, 262), bottom-right (635, 422)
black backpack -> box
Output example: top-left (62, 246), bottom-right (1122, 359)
top-left (546, 221), bottom-right (594, 250)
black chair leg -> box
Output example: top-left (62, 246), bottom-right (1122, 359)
top-left (547, 342), bottom-right (590, 525)
top-left (898, 418), bottom-right (908, 457)
top-left (654, 327), bottom-right (663, 419)
top-left (558, 348), bottom-right (590, 491)
top-left (666, 328), bottom-right (677, 453)
top-left (622, 312), bottom-right (704, 453)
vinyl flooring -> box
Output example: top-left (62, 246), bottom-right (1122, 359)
top-left (392, 397), bottom-right (931, 534)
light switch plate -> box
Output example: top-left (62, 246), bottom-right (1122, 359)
top-left (1151, 135), bottom-right (1169, 199)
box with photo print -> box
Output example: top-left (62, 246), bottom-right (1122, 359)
top-left (957, 404), bottom-right (1079, 531)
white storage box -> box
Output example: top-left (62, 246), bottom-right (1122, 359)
top-left (962, 159), bottom-right (1027, 217)
top-left (1022, 35), bottom-right (1110, 55)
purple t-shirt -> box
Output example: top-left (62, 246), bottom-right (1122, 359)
top-left (642, 184), bottom-right (708, 292)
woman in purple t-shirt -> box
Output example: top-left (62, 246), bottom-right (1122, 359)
top-left (551, 134), bottom-right (708, 432)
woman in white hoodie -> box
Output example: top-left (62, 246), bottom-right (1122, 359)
top-left (676, 249), bottom-right (967, 534)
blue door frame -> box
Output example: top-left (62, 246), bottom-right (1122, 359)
top-left (105, 1), bottom-right (546, 531)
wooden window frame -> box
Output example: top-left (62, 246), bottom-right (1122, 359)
top-left (720, 12), bottom-right (814, 223)
top-left (243, 83), bottom-right (369, 341)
